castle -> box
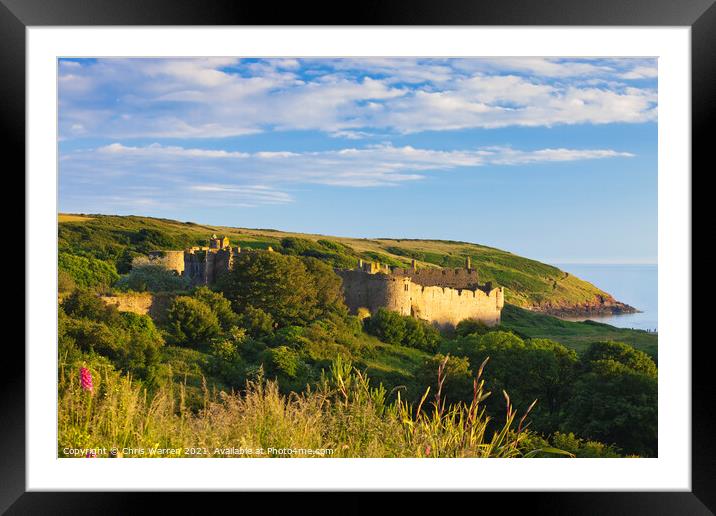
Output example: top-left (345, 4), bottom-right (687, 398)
top-left (149, 234), bottom-right (243, 286)
top-left (336, 258), bottom-right (504, 328)
top-left (149, 235), bottom-right (504, 328)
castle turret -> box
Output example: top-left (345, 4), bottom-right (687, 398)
top-left (411, 259), bottom-right (417, 271)
top-left (466, 256), bottom-right (472, 270)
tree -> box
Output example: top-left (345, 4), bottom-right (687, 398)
top-left (414, 354), bottom-right (474, 405)
top-left (218, 251), bottom-right (320, 327)
top-left (58, 252), bottom-right (119, 290)
top-left (62, 288), bottom-right (120, 324)
top-left (302, 257), bottom-right (347, 316)
top-left (564, 359), bottom-right (657, 456)
top-left (364, 308), bottom-right (407, 345)
top-left (581, 341), bottom-right (657, 378)
top-left (403, 317), bottom-right (441, 352)
top-left (193, 286), bottom-right (239, 330)
top-left (167, 296), bottom-right (221, 347)
top-left (240, 306), bottom-right (276, 339)
top-left (441, 331), bottom-right (578, 431)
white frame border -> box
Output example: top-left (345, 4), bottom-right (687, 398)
top-left (27, 26), bottom-right (690, 491)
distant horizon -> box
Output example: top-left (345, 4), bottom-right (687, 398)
top-left (59, 58), bottom-right (657, 265)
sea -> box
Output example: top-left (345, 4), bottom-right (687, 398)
top-left (551, 263), bottom-right (658, 332)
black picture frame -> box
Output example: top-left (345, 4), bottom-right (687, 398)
top-left (5, 0), bottom-right (710, 513)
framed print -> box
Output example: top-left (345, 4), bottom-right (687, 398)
top-left (5, 0), bottom-right (712, 512)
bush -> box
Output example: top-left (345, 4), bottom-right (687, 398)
top-left (581, 341), bottom-right (657, 378)
top-left (415, 354), bottom-right (474, 403)
top-left (263, 346), bottom-right (301, 379)
top-left (403, 317), bottom-right (441, 352)
top-left (58, 252), bottom-right (119, 289)
top-left (240, 306), bottom-right (276, 339)
top-left (193, 286), bottom-right (239, 330)
top-left (218, 251), bottom-right (321, 327)
top-left (62, 289), bottom-right (120, 324)
top-left (208, 327), bottom-right (248, 387)
top-left (115, 264), bottom-right (190, 293)
top-left (441, 331), bottom-right (578, 432)
top-left (167, 297), bottom-right (221, 348)
top-left (564, 358), bottom-right (657, 456)
top-left (364, 309), bottom-right (406, 345)
top-left (455, 318), bottom-right (492, 337)
top-left (58, 269), bottom-right (76, 293)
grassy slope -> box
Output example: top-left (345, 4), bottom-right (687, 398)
top-left (59, 213), bottom-right (623, 311)
top-left (500, 304), bottom-right (658, 359)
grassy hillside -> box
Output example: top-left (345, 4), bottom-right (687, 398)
top-left (500, 304), bottom-right (657, 359)
top-left (59, 213), bottom-right (630, 313)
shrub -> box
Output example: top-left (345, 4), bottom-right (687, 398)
top-left (218, 251), bottom-right (321, 327)
top-left (581, 341), bottom-right (657, 378)
top-left (415, 354), bottom-right (475, 403)
top-left (58, 269), bottom-right (76, 293)
top-left (364, 308), bottom-right (407, 345)
top-left (62, 289), bottom-right (120, 324)
top-left (441, 332), bottom-right (578, 432)
top-left (115, 264), bottom-right (190, 293)
top-left (263, 346), bottom-right (301, 379)
top-left (455, 318), bottom-right (492, 337)
top-left (240, 306), bottom-right (276, 339)
top-left (564, 358), bottom-right (657, 456)
top-left (193, 286), bottom-right (239, 330)
top-left (403, 317), bottom-right (441, 352)
top-left (167, 296), bottom-right (221, 347)
top-left (58, 252), bottom-right (119, 289)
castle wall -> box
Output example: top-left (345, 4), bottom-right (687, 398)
top-left (390, 268), bottom-right (481, 290)
top-left (337, 270), bottom-right (504, 328)
top-left (148, 250), bottom-right (185, 275)
top-left (100, 292), bottom-right (174, 323)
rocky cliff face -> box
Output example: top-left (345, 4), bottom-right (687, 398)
top-left (528, 295), bottom-right (638, 317)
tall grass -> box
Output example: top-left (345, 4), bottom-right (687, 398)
top-left (58, 356), bottom-right (563, 458)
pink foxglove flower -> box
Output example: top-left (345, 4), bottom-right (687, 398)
top-left (80, 367), bottom-right (94, 393)
top-left (85, 450), bottom-right (97, 458)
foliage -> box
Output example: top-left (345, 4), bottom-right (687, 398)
top-left (520, 431), bottom-right (623, 458)
top-left (62, 289), bottom-right (120, 323)
top-left (240, 306), bottom-right (276, 339)
top-left (193, 287), bottom-right (239, 330)
top-left (59, 252), bottom-right (119, 290)
top-left (441, 331), bottom-right (578, 431)
top-left (581, 340), bottom-right (657, 378)
top-left (115, 264), bottom-right (191, 293)
top-left (455, 318), bottom-right (492, 337)
top-left (58, 356), bottom-right (555, 458)
top-left (60, 295), bottom-right (163, 378)
top-left (364, 308), bottom-right (441, 352)
top-left (414, 354), bottom-right (475, 403)
top-left (166, 296), bottom-right (221, 348)
top-left (500, 304), bottom-right (658, 358)
top-left (563, 345), bottom-right (658, 456)
top-left (219, 251), bottom-right (344, 327)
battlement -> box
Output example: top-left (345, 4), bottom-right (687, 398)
top-left (337, 258), bottom-right (504, 328)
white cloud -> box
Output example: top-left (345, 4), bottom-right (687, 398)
top-left (64, 142), bottom-right (634, 191)
top-left (58, 57), bottom-right (658, 140)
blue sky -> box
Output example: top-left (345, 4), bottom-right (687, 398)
top-left (58, 57), bottom-right (657, 264)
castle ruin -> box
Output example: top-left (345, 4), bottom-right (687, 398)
top-left (336, 258), bottom-right (504, 328)
top-left (148, 234), bottom-right (504, 328)
top-left (149, 234), bottom-right (242, 286)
